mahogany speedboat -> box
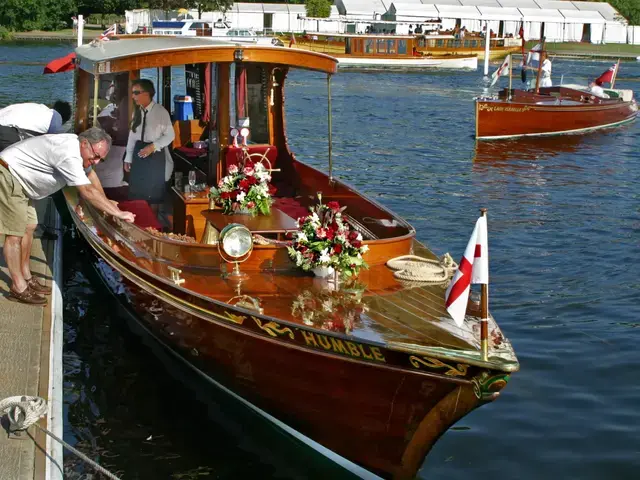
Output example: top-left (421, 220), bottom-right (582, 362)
top-left (475, 53), bottom-right (638, 140)
top-left (64, 36), bottom-right (517, 479)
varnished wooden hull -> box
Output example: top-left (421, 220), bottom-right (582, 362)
top-left (71, 210), bottom-right (514, 480)
top-left (476, 92), bottom-right (638, 140)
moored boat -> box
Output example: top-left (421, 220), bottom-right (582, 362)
top-left (62, 36), bottom-right (516, 478)
top-left (475, 52), bottom-right (638, 140)
top-left (289, 32), bottom-right (477, 70)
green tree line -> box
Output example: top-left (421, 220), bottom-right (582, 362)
top-left (1, 0), bottom-right (638, 33)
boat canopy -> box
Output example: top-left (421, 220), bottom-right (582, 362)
top-left (75, 36), bottom-right (338, 74)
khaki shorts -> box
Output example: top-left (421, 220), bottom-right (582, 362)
top-left (0, 162), bottom-right (37, 236)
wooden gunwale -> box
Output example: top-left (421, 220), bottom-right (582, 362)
top-left (81, 216), bottom-right (497, 380)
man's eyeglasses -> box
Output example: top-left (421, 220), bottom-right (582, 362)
top-left (132, 90), bottom-right (144, 96)
top-left (87, 142), bottom-right (104, 161)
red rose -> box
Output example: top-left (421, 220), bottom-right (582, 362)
top-left (333, 244), bottom-right (342, 254)
top-left (247, 201), bottom-right (256, 209)
top-left (327, 201), bottom-right (340, 212)
top-left (349, 230), bottom-right (358, 240)
top-left (268, 184), bottom-right (277, 195)
top-left (326, 229), bottom-right (335, 241)
top-left (352, 240), bottom-right (361, 248)
top-left (239, 179), bottom-right (250, 191)
top-left (221, 191), bottom-right (232, 199)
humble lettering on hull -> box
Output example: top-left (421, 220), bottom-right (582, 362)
top-left (301, 331), bottom-right (386, 363)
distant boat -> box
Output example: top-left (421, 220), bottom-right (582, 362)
top-left (289, 32), bottom-right (477, 70)
top-left (475, 50), bottom-right (638, 140)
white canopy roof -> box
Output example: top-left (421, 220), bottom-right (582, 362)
top-left (572, 1), bottom-right (624, 23)
top-left (426, 0), bottom-right (463, 6)
top-left (434, 4), bottom-right (483, 19)
top-left (534, 0), bottom-right (577, 10)
top-left (517, 7), bottom-right (564, 22)
top-left (477, 6), bottom-right (522, 21)
top-left (495, 0), bottom-right (539, 8)
top-left (389, 2), bottom-right (440, 18)
top-left (339, 0), bottom-right (387, 16)
top-left (559, 9), bottom-right (606, 24)
top-left (459, 0), bottom-right (502, 6)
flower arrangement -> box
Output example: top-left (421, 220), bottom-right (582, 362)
top-left (209, 156), bottom-right (276, 216)
top-left (291, 287), bottom-right (367, 334)
top-left (287, 194), bottom-right (369, 277)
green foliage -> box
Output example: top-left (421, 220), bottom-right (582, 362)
top-left (305, 0), bottom-right (331, 19)
top-left (0, 26), bottom-right (14, 40)
top-left (0, 0), bottom-right (75, 31)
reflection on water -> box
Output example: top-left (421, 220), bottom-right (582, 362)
top-left (1, 44), bottom-right (639, 480)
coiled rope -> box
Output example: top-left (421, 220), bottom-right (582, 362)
top-left (0, 396), bottom-right (121, 480)
top-left (386, 253), bottom-right (458, 284)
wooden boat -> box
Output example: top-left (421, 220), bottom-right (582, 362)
top-left (475, 53), bottom-right (638, 140)
top-left (288, 32), bottom-right (477, 70)
top-left (64, 36), bottom-right (517, 479)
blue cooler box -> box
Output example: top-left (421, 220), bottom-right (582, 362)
top-left (174, 95), bottom-right (194, 120)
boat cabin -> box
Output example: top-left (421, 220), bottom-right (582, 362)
top-left (72, 36), bottom-right (415, 269)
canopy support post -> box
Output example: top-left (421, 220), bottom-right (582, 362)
top-left (327, 74), bottom-right (333, 183)
top-left (480, 208), bottom-right (489, 362)
top-left (92, 73), bottom-right (99, 126)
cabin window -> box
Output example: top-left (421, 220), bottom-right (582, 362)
top-left (387, 40), bottom-right (396, 54)
top-left (231, 64), bottom-right (269, 145)
top-left (345, 37), bottom-right (351, 54)
top-left (365, 39), bottom-right (374, 54)
top-left (377, 39), bottom-right (387, 54)
top-left (398, 39), bottom-right (407, 54)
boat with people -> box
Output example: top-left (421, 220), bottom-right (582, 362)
top-left (475, 44), bottom-right (638, 140)
top-left (57, 35), bottom-right (517, 478)
top-left (288, 32), bottom-right (477, 69)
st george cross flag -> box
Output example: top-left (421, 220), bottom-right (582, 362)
top-left (490, 55), bottom-right (511, 87)
top-left (445, 215), bottom-right (489, 326)
top-left (595, 63), bottom-right (618, 86)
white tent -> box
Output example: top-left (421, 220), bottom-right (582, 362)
top-left (336, 0), bottom-right (387, 18)
top-left (433, 4), bottom-right (483, 31)
top-left (459, 0), bottom-right (502, 6)
top-left (477, 6), bottom-right (522, 38)
top-left (573, 1), bottom-right (627, 43)
top-left (517, 7), bottom-right (564, 41)
top-left (560, 9), bottom-right (605, 43)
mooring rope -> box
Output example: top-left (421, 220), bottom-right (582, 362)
top-left (386, 253), bottom-right (458, 284)
top-left (0, 396), bottom-right (121, 480)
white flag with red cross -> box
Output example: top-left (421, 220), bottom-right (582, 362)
top-left (445, 215), bottom-right (489, 326)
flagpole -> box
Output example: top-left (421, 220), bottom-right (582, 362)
top-left (534, 37), bottom-right (546, 94)
top-left (611, 58), bottom-right (620, 89)
top-left (480, 208), bottom-right (489, 362)
top-left (508, 53), bottom-right (512, 101)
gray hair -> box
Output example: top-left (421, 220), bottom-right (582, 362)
top-left (78, 127), bottom-right (112, 150)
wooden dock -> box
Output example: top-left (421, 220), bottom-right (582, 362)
top-left (0, 198), bottom-right (64, 480)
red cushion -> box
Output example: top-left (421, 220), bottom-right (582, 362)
top-left (224, 145), bottom-right (277, 174)
top-left (273, 197), bottom-right (308, 221)
top-left (118, 200), bottom-right (163, 231)
top-left (175, 146), bottom-right (207, 158)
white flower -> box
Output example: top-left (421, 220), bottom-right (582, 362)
top-left (318, 248), bottom-right (331, 265)
top-left (322, 300), bottom-right (333, 312)
top-left (356, 232), bottom-right (363, 241)
top-left (236, 191), bottom-right (246, 202)
top-left (228, 164), bottom-right (239, 174)
top-left (296, 231), bottom-right (308, 243)
top-left (361, 244), bottom-right (370, 253)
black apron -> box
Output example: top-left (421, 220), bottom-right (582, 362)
top-left (127, 108), bottom-right (166, 204)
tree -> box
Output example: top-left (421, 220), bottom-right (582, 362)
top-left (186, 0), bottom-right (234, 20)
top-left (305, 0), bottom-right (331, 19)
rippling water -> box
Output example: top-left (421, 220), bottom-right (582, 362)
top-left (1, 43), bottom-right (639, 479)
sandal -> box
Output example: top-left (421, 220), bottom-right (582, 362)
top-left (8, 286), bottom-right (47, 305)
top-left (27, 277), bottom-right (52, 295)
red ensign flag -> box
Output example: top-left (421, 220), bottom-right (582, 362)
top-left (445, 215), bottom-right (489, 326)
top-left (595, 63), bottom-right (618, 86)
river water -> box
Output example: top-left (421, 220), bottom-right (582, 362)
top-left (1, 42), bottom-right (639, 479)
